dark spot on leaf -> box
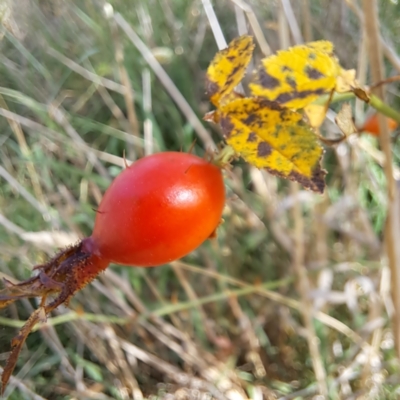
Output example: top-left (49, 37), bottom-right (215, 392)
top-left (275, 88), bottom-right (326, 104)
top-left (225, 78), bottom-right (234, 88)
top-left (257, 141), bottom-right (272, 157)
top-left (231, 63), bottom-right (244, 76)
top-left (305, 66), bottom-right (325, 80)
top-left (264, 166), bottom-right (285, 179)
top-left (244, 114), bottom-right (258, 125)
top-left (243, 41), bottom-right (253, 52)
top-left (274, 92), bottom-right (293, 104)
top-left (286, 77), bottom-right (297, 89)
top-left (205, 77), bottom-right (220, 97)
top-left (258, 99), bottom-right (282, 111)
top-left (257, 69), bottom-right (280, 89)
top-left (279, 109), bottom-right (292, 121)
top-left (247, 132), bottom-right (257, 142)
top-left (220, 116), bottom-right (234, 138)
top-left (298, 88), bottom-right (325, 98)
top-left (289, 165), bottom-right (326, 193)
top-left (282, 66), bottom-right (292, 72)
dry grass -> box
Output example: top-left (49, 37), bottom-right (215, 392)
top-left (1, 0), bottom-right (400, 399)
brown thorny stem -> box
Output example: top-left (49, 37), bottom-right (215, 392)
top-left (0, 242), bottom-right (109, 394)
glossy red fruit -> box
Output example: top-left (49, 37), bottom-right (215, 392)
top-left (83, 152), bottom-right (225, 266)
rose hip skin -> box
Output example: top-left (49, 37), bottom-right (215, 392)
top-left (84, 151), bottom-right (225, 266)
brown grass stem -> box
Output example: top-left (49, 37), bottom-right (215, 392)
top-left (362, 0), bottom-right (400, 360)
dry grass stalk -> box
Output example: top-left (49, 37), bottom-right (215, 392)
top-left (362, 0), bottom-right (400, 360)
top-left (229, 0), bottom-right (272, 55)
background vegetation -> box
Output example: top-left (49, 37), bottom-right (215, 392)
top-left (1, 0), bottom-right (400, 398)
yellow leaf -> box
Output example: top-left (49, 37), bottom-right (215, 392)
top-left (304, 104), bottom-right (328, 128)
top-left (249, 41), bottom-right (341, 109)
top-left (303, 89), bottom-right (333, 128)
top-left (219, 98), bottom-right (326, 193)
top-left (336, 68), bottom-right (357, 93)
top-left (205, 35), bottom-right (255, 107)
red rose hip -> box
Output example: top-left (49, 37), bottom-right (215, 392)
top-left (85, 152), bottom-right (225, 266)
